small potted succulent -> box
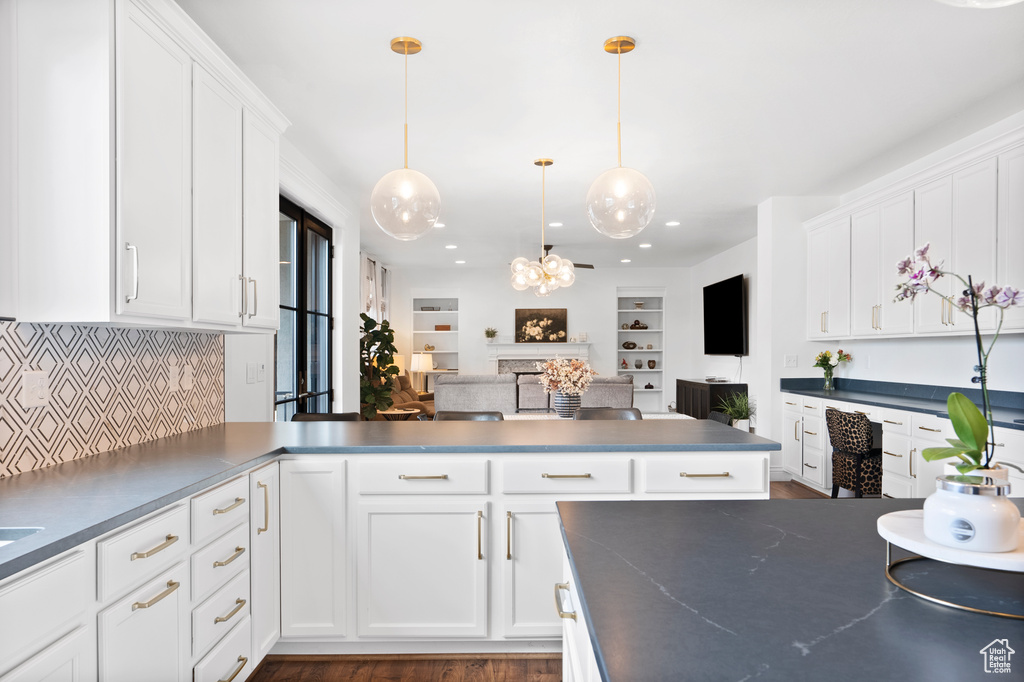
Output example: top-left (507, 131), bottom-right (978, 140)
top-left (484, 327), bottom-right (498, 343)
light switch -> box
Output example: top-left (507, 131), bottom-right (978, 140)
top-left (21, 371), bottom-right (49, 408)
top-left (257, 362), bottom-right (266, 383)
top-left (784, 354), bottom-right (798, 368)
top-left (246, 362), bottom-right (257, 384)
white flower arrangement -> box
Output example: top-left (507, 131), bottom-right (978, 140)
top-left (536, 357), bottom-right (597, 396)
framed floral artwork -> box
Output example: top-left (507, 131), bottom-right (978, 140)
top-left (515, 308), bottom-right (568, 343)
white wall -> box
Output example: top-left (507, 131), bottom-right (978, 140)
top-left (0, 0), bottom-right (15, 320)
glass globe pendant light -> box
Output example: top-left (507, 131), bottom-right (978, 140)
top-left (370, 37), bottom-right (441, 241)
top-left (586, 36), bottom-right (656, 239)
top-left (510, 159), bottom-right (574, 297)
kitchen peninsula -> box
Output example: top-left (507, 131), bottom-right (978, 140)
top-left (0, 420), bottom-right (779, 679)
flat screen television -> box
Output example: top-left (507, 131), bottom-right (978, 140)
top-left (703, 274), bottom-right (748, 356)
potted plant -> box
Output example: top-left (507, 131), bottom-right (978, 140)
top-left (716, 392), bottom-right (755, 432)
top-left (894, 243), bottom-right (1022, 476)
top-left (812, 349), bottom-right (851, 391)
top-left (536, 357), bottom-right (597, 418)
top-left (359, 313), bottom-right (399, 420)
top-left (484, 327), bottom-right (498, 342)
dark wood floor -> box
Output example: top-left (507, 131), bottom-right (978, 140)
top-left (770, 479), bottom-right (829, 499)
top-left (250, 654), bottom-right (561, 682)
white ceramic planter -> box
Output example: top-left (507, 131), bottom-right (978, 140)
top-left (732, 419), bottom-right (750, 433)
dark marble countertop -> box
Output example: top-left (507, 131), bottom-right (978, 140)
top-left (0, 420), bottom-right (778, 582)
top-left (781, 378), bottom-right (1024, 430)
top-left (558, 499), bottom-right (1024, 682)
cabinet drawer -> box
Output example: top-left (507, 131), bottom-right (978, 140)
top-left (880, 409), bottom-right (911, 436)
top-left (193, 570), bottom-right (250, 658)
top-left (801, 447), bottom-right (825, 487)
top-left (911, 413), bottom-right (950, 440)
top-left (358, 459), bottom-right (488, 494)
top-left (781, 396), bottom-right (801, 410)
top-left (192, 476), bottom-right (250, 547)
top-left (802, 414), bottom-right (825, 451)
top-left (502, 458), bottom-right (632, 494)
top-left (97, 504), bottom-right (188, 601)
top-left (643, 455), bottom-right (765, 494)
top-left (192, 524), bottom-right (249, 603)
top-left (193, 615), bottom-right (252, 682)
top-left (0, 549), bottom-right (90, 667)
top-left (800, 397), bottom-right (823, 414)
top-left (882, 474), bottom-right (913, 499)
top-left (881, 434), bottom-right (911, 476)
top-left (993, 426), bottom-right (1024, 472)
top-left (820, 398), bottom-right (847, 414)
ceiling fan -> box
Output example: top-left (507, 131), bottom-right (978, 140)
top-left (543, 244), bottom-right (595, 269)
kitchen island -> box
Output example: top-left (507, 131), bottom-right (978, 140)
top-left (557, 498), bottom-right (1024, 681)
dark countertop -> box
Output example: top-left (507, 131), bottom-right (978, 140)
top-left (780, 378), bottom-right (1024, 430)
top-left (558, 499), bottom-right (1024, 682)
top-left (0, 420), bottom-right (778, 582)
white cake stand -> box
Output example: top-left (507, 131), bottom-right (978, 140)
top-left (878, 509), bottom-right (1024, 619)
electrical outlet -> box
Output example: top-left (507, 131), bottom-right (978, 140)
top-left (180, 364), bottom-right (195, 391)
top-left (784, 354), bottom-right (798, 368)
top-left (256, 362), bottom-right (266, 383)
top-left (246, 362), bottom-right (257, 384)
top-left (21, 371), bottom-right (49, 408)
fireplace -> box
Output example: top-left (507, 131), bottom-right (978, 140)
top-left (486, 342), bottom-right (591, 374)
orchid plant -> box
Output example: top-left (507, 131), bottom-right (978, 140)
top-left (536, 357), bottom-right (597, 396)
top-left (894, 243), bottom-right (1022, 473)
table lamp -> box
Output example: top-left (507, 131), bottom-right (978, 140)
top-left (409, 353), bottom-right (433, 392)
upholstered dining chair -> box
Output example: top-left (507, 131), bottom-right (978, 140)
top-left (433, 411), bottom-right (505, 421)
top-left (292, 412), bottom-right (360, 421)
top-left (824, 408), bottom-right (882, 498)
top-left (573, 407), bottom-right (643, 420)
top-left (706, 411), bottom-right (732, 425)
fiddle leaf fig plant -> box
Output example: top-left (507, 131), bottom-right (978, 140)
top-left (359, 313), bottom-right (399, 420)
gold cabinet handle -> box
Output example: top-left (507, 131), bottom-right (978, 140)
top-left (820, 311), bottom-right (825, 333)
top-left (804, 430), bottom-right (817, 436)
top-left (910, 448), bottom-right (917, 478)
top-left (398, 474), bottom-right (449, 480)
top-left (218, 656), bottom-right (248, 682)
top-left (506, 511), bottom-right (513, 560)
top-left (883, 451), bottom-right (903, 458)
top-left (824, 310), bottom-right (828, 333)
top-left (794, 420), bottom-right (800, 441)
top-left (132, 580), bottom-right (179, 611)
top-left (883, 419), bottom-right (903, 426)
top-left (854, 411), bottom-right (868, 415)
top-left (554, 583), bottom-right (577, 621)
top-left (784, 401), bottom-right (797, 406)
top-left (476, 510), bottom-right (483, 561)
top-left (257, 481), bottom-right (269, 535)
top-left (803, 463), bottom-right (817, 469)
top-left (542, 473), bottom-right (592, 479)
top-left (214, 598), bottom-right (247, 624)
top-left (826, 405), bottom-right (841, 410)
top-left (882, 493), bottom-right (894, 499)
top-left (213, 546), bottom-right (246, 568)
top-left (680, 472), bottom-right (730, 478)
top-left (804, 405), bottom-right (817, 410)
top-left (213, 497), bottom-right (245, 515)
top-left (918, 426), bottom-right (941, 433)
top-left (130, 534), bottom-right (178, 561)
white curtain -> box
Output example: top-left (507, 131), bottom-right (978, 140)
top-left (359, 253), bottom-right (391, 323)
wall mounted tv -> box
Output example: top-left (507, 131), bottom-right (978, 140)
top-left (703, 274), bottom-right (748, 356)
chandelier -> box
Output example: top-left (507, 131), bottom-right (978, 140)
top-left (511, 159), bottom-right (575, 297)
top-left (585, 36), bottom-right (656, 239)
top-left (370, 37), bottom-right (441, 241)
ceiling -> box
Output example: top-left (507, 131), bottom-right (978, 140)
top-left (176, 0), bottom-right (1024, 271)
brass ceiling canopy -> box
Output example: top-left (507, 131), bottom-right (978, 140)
top-left (534, 158), bottom-right (554, 167)
top-left (603, 36), bottom-right (636, 54)
top-left (390, 37), bottom-right (422, 55)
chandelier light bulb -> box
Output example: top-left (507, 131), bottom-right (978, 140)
top-left (511, 257), bottom-right (531, 274)
top-left (511, 272), bottom-right (531, 291)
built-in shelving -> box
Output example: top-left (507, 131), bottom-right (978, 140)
top-left (412, 297), bottom-right (459, 371)
top-left (616, 288), bottom-right (666, 412)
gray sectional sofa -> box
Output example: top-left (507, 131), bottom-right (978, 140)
top-left (433, 373), bottom-right (634, 415)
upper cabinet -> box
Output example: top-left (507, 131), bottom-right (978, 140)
top-left (806, 217), bottom-right (850, 339)
top-left (850, 192), bottom-right (914, 336)
top-left (7, 0), bottom-right (289, 330)
top-left (998, 144), bottom-right (1024, 332)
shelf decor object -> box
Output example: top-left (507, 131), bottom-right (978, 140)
top-left (877, 509), bottom-right (1024, 619)
top-left (370, 37), bottom-right (441, 241)
top-left (585, 36), bottom-right (656, 239)
top-left (511, 159), bottom-right (574, 296)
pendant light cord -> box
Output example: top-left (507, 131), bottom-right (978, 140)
top-left (540, 163), bottom-right (546, 258)
top-left (617, 49), bottom-right (622, 168)
top-left (404, 49), bottom-right (409, 169)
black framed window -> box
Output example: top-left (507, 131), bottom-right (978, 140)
top-left (276, 196), bottom-right (333, 421)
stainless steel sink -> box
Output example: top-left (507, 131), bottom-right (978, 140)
top-left (0, 527), bottom-right (43, 548)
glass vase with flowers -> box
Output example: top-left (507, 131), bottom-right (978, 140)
top-left (536, 357), bottom-right (597, 418)
top-left (812, 349), bottom-right (851, 391)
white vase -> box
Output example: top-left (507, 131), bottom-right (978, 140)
top-left (732, 419), bottom-right (750, 433)
top-left (923, 474), bottom-right (1020, 552)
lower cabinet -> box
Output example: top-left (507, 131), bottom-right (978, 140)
top-left (0, 625), bottom-right (95, 682)
top-left (357, 502), bottom-right (489, 638)
top-left (193, 616), bottom-right (252, 682)
top-left (501, 504), bottom-right (563, 638)
top-left (557, 552), bottom-right (598, 682)
top-left (249, 461), bottom-right (281, 661)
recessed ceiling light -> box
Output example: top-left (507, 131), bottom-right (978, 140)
top-left (548, 222), bottom-right (563, 227)
top-left (639, 243), bottom-right (652, 248)
top-left (445, 244), bottom-right (457, 249)
top-left (665, 221), bottom-right (680, 227)
top-left (455, 260), bottom-right (465, 264)
top-left (621, 259), bottom-right (631, 263)
top-left (435, 222), bottom-right (445, 228)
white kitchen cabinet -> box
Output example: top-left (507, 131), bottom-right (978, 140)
top-left (0, 625), bottom-right (95, 682)
top-left (781, 405), bottom-right (803, 476)
top-left (192, 616), bottom-right (252, 682)
top-left (952, 158), bottom-right (999, 331)
top-left (850, 192), bottom-right (915, 336)
top-left (998, 144), bottom-right (1024, 331)
top-left (279, 458), bottom-right (347, 638)
top-left (913, 176), bottom-right (954, 334)
top-left (500, 504), bottom-right (563, 638)
top-left (356, 501), bottom-right (489, 638)
top-left (249, 462), bottom-right (280, 662)
top-left (97, 565), bottom-right (188, 682)
top-left (240, 111), bottom-right (281, 329)
top-left (192, 62), bottom-right (244, 327)
top-left (806, 216), bottom-right (850, 338)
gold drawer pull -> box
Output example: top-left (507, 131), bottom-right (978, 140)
top-left (398, 474), bottom-right (449, 480)
top-left (784, 401), bottom-right (797, 406)
top-left (257, 481), bottom-right (269, 535)
top-left (132, 580), bottom-right (179, 611)
top-left (826, 405), bottom-right (841, 410)
top-left (854, 411), bottom-right (868, 415)
top-left (803, 463), bottom-right (818, 469)
top-left (541, 473), bottom-right (592, 479)
top-left (213, 497), bottom-right (245, 515)
top-left (804, 430), bottom-right (817, 436)
top-left (804, 405), bottom-right (817, 410)
top-left (506, 511), bottom-right (513, 561)
top-left (213, 546), bottom-right (246, 568)
top-left (130, 534), bottom-right (178, 561)
top-left (918, 426), bottom-right (941, 433)
top-left (218, 656), bottom-right (248, 682)
top-left (884, 451), bottom-right (902, 458)
top-left (883, 419), bottom-right (903, 426)
top-left (476, 510), bottom-right (483, 561)
top-left (214, 598), bottom-right (247, 624)
top-left (882, 493), bottom-right (894, 499)
top-left (554, 583), bottom-right (577, 621)
top-left (680, 472), bottom-right (730, 478)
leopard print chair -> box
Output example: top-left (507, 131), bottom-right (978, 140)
top-left (825, 408), bottom-right (882, 498)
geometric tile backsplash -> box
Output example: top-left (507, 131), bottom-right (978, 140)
top-left (0, 322), bottom-right (224, 478)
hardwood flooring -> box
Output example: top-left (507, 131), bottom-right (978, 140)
top-left (249, 654), bottom-right (561, 682)
top-left (770, 479), bottom-right (829, 499)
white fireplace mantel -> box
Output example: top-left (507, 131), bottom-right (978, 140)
top-left (486, 342), bottom-right (591, 374)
